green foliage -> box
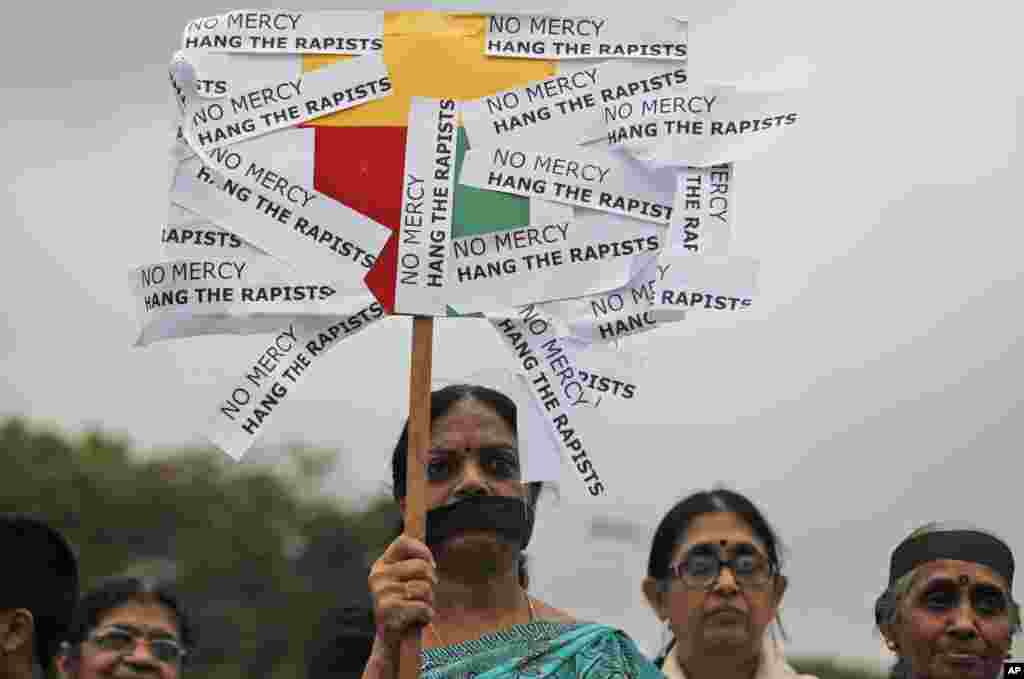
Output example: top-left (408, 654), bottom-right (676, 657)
top-left (0, 417), bottom-right (397, 678)
top-left (790, 657), bottom-right (887, 679)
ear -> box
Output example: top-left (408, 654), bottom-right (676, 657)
top-left (879, 621), bottom-right (898, 652)
top-left (399, 497), bottom-right (407, 515)
top-left (56, 645), bottom-right (77, 679)
top-left (643, 577), bottom-right (670, 621)
top-left (772, 574), bottom-right (789, 612)
top-left (0, 608), bottom-right (34, 654)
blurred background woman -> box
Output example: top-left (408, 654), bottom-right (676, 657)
top-left (58, 577), bottom-right (193, 679)
top-left (875, 522), bottom-right (1019, 679)
top-left (642, 488), bottom-right (815, 679)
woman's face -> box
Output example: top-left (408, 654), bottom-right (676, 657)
top-left (649, 512), bottom-right (784, 665)
top-left (413, 398), bottom-right (525, 556)
top-left (61, 599), bottom-right (183, 679)
top-left (422, 397), bottom-right (524, 507)
top-left (887, 560), bottom-right (1013, 679)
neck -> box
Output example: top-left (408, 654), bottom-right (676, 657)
top-left (678, 646), bottom-right (760, 679)
top-left (430, 550), bottom-right (529, 646)
top-left (435, 560), bottom-right (524, 615)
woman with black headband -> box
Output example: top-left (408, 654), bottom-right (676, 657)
top-left (360, 383), bottom-right (660, 679)
top-left (876, 522), bottom-right (1020, 679)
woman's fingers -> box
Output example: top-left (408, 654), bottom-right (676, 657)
top-left (372, 557), bottom-right (436, 584)
top-left (368, 535), bottom-right (438, 644)
top-left (402, 579), bottom-right (435, 605)
top-left (380, 534), bottom-right (435, 567)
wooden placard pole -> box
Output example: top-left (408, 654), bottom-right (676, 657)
top-left (400, 315), bottom-right (434, 679)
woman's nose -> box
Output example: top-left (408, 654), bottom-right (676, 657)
top-left (947, 601), bottom-right (980, 639)
top-left (454, 459), bottom-right (492, 496)
top-left (711, 564), bottom-right (740, 594)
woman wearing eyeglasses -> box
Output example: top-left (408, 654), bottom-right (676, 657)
top-left (875, 522), bottom-right (1019, 679)
top-left (642, 488), bottom-right (816, 679)
top-left (57, 577), bottom-right (192, 679)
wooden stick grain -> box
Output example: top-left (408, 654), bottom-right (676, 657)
top-left (400, 315), bottom-right (434, 679)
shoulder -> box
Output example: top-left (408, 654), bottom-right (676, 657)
top-left (785, 669), bottom-right (819, 679)
top-left (531, 598), bottom-right (577, 623)
top-left (564, 621), bottom-right (663, 678)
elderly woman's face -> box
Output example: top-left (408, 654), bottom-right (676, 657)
top-left (658, 512), bottom-right (784, 664)
top-left (62, 599), bottom-right (183, 679)
top-left (889, 560), bottom-right (1012, 679)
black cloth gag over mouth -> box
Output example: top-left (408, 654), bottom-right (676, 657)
top-left (426, 495), bottom-right (534, 550)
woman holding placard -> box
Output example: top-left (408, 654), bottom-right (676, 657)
top-left (875, 522), bottom-right (1019, 679)
top-left (362, 383), bottom-right (660, 679)
top-left (641, 488), bottom-right (814, 679)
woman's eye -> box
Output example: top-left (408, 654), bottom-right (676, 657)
top-left (96, 630), bottom-right (135, 650)
top-left (733, 554), bottom-right (757, 574)
top-left (486, 453), bottom-right (519, 478)
top-left (685, 554), bottom-right (719, 577)
top-left (974, 592), bottom-right (1008, 615)
top-left (924, 591), bottom-right (957, 610)
top-left (426, 459), bottom-right (452, 480)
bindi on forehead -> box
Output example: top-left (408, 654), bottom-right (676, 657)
top-left (674, 512), bottom-right (766, 558)
top-left (431, 402), bottom-right (515, 447)
top-left (914, 561), bottom-right (1009, 594)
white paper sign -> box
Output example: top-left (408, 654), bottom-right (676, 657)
top-left (170, 53), bottom-right (391, 288)
top-left (182, 10), bottom-right (384, 54)
top-left (187, 54), bottom-right (391, 152)
top-left (395, 98), bottom-right (457, 316)
top-left (172, 51), bottom-right (291, 101)
top-left (489, 305), bottom-right (608, 496)
top-left (207, 296), bottom-right (386, 459)
top-left (164, 203), bottom-right (263, 256)
top-left (653, 253), bottom-right (759, 316)
top-left (568, 338), bottom-right (645, 409)
top-left (171, 135), bottom-right (388, 290)
top-left (462, 60), bottom-right (688, 149)
top-left (669, 164), bottom-right (735, 255)
top-left (542, 256), bottom-right (684, 343)
top-left (589, 85), bottom-right (804, 167)
top-left (446, 219), bottom-right (658, 314)
top-left (132, 256), bottom-right (372, 346)
top-left (485, 14), bottom-right (686, 60)
top-left (167, 126), bottom-right (313, 258)
top-left (458, 144), bottom-right (676, 224)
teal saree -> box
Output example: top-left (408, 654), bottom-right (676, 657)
top-left (421, 621), bottom-right (663, 679)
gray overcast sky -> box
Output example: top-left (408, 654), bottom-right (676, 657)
top-left (2, 0), bottom-right (1022, 666)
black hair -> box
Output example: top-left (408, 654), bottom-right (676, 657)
top-left (393, 384), bottom-right (515, 498)
top-left (64, 577), bottom-right (196, 665)
top-left (390, 383), bottom-right (541, 587)
top-left (647, 488), bottom-right (784, 580)
top-left (647, 487), bottom-right (787, 662)
top-left (0, 513), bottom-right (79, 672)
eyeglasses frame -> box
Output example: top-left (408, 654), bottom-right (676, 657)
top-left (668, 546), bottom-right (779, 590)
top-left (86, 624), bottom-right (188, 665)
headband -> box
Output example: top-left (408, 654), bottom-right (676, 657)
top-left (889, 529), bottom-right (1015, 587)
